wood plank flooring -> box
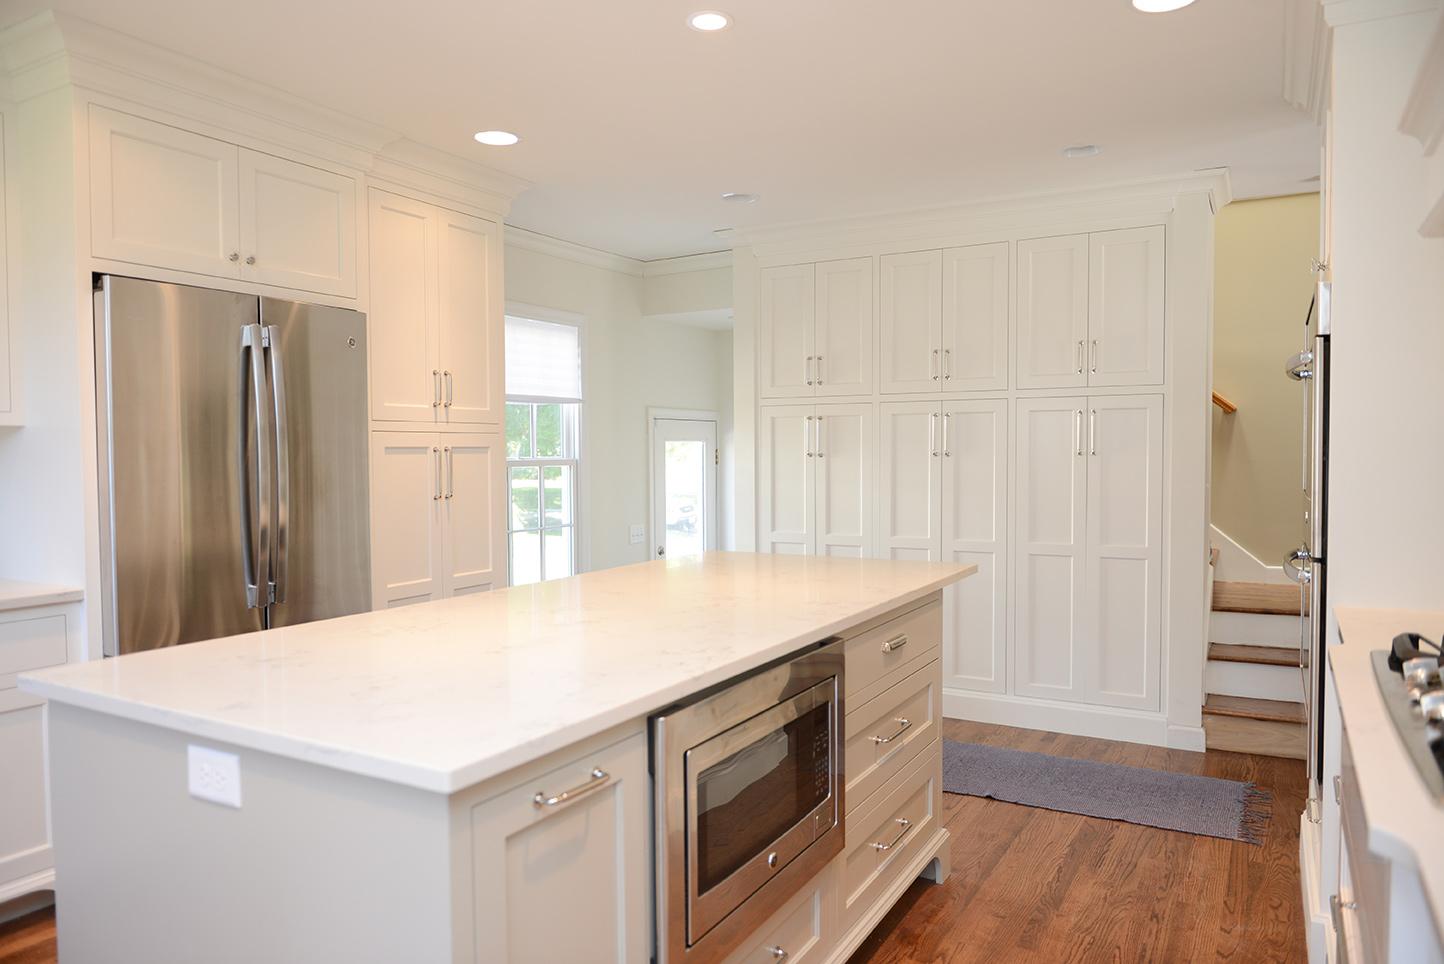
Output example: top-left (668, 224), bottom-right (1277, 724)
top-left (0, 721), bottom-right (1307, 964)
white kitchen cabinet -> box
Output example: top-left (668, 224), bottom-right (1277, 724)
top-left (758, 264), bottom-right (815, 399)
top-left (89, 106), bottom-right (357, 296)
top-left (758, 402), bottom-right (874, 557)
top-left (878, 401), bottom-right (942, 560)
top-left (440, 434), bottom-right (506, 595)
top-left (0, 107), bottom-right (13, 426)
top-left (941, 243), bottom-right (1010, 392)
top-left (369, 189), bottom-right (501, 425)
top-left (1087, 226), bottom-right (1165, 387)
top-left (879, 250), bottom-right (943, 394)
top-left (469, 730), bottom-right (650, 964)
top-left (1016, 235), bottom-right (1089, 389)
top-left (814, 258), bottom-right (874, 397)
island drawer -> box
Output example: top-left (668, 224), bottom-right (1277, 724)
top-left (0, 613), bottom-right (69, 694)
top-left (722, 863), bottom-right (836, 964)
top-left (841, 738), bottom-right (940, 937)
top-left (844, 598), bottom-right (941, 708)
top-left (844, 658), bottom-right (939, 815)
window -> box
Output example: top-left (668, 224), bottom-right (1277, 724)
top-left (505, 315), bottom-right (582, 586)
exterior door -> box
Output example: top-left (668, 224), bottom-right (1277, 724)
top-left (239, 150), bottom-right (357, 297)
top-left (1013, 397), bottom-right (1087, 701)
top-left (814, 402), bottom-right (874, 558)
top-left (758, 265), bottom-right (815, 398)
top-left (368, 432), bottom-right (443, 608)
top-left (1082, 394), bottom-right (1163, 710)
top-left (1016, 235), bottom-right (1088, 389)
top-left (442, 433), bottom-right (506, 595)
top-left (437, 208), bottom-right (502, 424)
top-left (814, 257), bottom-right (874, 397)
top-left (1088, 226), bottom-right (1165, 386)
top-left (940, 398), bottom-right (1008, 694)
top-left (757, 405), bottom-right (815, 554)
top-left (878, 401), bottom-right (941, 560)
top-left (879, 250), bottom-right (942, 394)
top-left (941, 243), bottom-right (1009, 392)
top-left (651, 418), bottom-right (719, 560)
top-left (368, 190), bottom-right (439, 422)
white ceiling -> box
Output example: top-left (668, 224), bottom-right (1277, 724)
top-left (10, 0), bottom-right (1319, 260)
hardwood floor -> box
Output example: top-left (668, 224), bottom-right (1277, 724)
top-left (0, 721), bottom-right (1307, 964)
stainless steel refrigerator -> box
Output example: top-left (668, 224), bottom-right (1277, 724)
top-left (1285, 278), bottom-right (1330, 817)
top-left (94, 275), bottom-right (371, 656)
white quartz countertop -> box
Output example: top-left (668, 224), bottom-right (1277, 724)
top-left (1331, 607), bottom-right (1444, 931)
top-left (21, 553), bottom-right (972, 794)
top-left (0, 579), bottom-right (82, 612)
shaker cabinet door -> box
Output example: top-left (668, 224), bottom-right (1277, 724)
top-left (814, 402), bottom-right (875, 558)
top-left (1016, 235), bottom-right (1088, 389)
top-left (238, 149), bottom-right (357, 297)
top-left (368, 432), bottom-right (444, 608)
top-left (1087, 226), bottom-right (1165, 386)
top-left (814, 257), bottom-right (874, 397)
top-left (436, 209), bottom-right (502, 424)
top-left (879, 250), bottom-right (943, 394)
top-left (368, 190), bottom-right (439, 423)
top-left (758, 265), bottom-right (816, 398)
top-left (878, 401), bottom-right (942, 561)
top-left (441, 433), bottom-right (506, 596)
top-left (758, 405), bottom-right (817, 554)
top-left (941, 243), bottom-right (1009, 392)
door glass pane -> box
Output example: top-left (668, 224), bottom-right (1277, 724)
top-left (664, 440), bottom-right (707, 559)
top-left (543, 465), bottom-right (572, 526)
top-left (506, 403), bottom-right (533, 459)
top-left (510, 530), bottom-right (541, 586)
top-left (535, 403), bottom-right (563, 457)
top-left (509, 466), bottom-right (540, 529)
top-left (543, 528), bottom-right (573, 581)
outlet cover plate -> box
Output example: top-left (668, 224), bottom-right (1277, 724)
top-left (629, 524), bottom-right (644, 545)
top-left (187, 744), bottom-right (242, 808)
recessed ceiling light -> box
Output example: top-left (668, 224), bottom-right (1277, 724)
top-left (721, 192), bottom-right (758, 203)
top-left (1131, 0), bottom-right (1196, 11)
top-left (473, 130), bottom-right (520, 146)
top-left (1062, 144), bottom-right (1102, 158)
top-left (688, 11), bottom-right (731, 31)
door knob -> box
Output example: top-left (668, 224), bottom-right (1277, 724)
top-left (657, 546), bottom-right (665, 558)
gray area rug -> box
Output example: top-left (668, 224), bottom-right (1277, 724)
top-left (941, 740), bottom-right (1270, 844)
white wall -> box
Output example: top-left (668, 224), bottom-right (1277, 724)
top-left (504, 238), bottom-right (733, 572)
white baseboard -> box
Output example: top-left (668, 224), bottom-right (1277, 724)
top-left (1210, 524), bottom-right (1291, 584)
top-left (943, 688), bottom-right (1183, 748)
top-left (1166, 723), bottom-right (1207, 751)
top-left (1300, 811), bottom-right (1333, 964)
top-left (0, 869), bottom-right (55, 916)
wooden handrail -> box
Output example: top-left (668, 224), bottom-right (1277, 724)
top-left (1211, 391), bottom-right (1238, 414)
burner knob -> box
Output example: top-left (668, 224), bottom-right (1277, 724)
top-left (1404, 656), bottom-right (1440, 681)
top-left (1420, 690), bottom-right (1444, 723)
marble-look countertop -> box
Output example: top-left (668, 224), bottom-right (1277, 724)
top-left (1331, 607), bottom-right (1444, 931)
top-left (0, 579), bottom-right (83, 612)
top-left (21, 553), bottom-right (972, 794)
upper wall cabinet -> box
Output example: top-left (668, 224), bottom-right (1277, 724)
top-left (368, 189), bottom-right (502, 425)
top-left (88, 106), bottom-right (357, 297)
top-left (758, 259), bottom-right (873, 398)
top-left (1016, 228), bottom-right (1164, 389)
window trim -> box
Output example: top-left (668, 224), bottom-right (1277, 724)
top-left (505, 400), bottom-right (580, 586)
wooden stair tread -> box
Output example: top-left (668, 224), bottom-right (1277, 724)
top-left (1212, 580), bottom-right (1303, 616)
top-left (1207, 643), bottom-right (1300, 667)
top-left (1203, 694), bottom-right (1305, 725)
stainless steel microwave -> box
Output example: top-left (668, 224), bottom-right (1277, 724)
top-left (651, 639), bottom-right (845, 964)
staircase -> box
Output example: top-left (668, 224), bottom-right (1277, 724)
top-left (1202, 579), bottom-right (1307, 759)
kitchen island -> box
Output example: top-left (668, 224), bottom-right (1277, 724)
top-left (21, 552), bottom-right (973, 963)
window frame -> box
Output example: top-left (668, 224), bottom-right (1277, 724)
top-left (505, 400), bottom-right (580, 587)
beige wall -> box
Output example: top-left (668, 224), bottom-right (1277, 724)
top-left (1211, 192), bottom-right (1320, 565)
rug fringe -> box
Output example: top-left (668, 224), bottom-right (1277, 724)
top-left (1237, 784), bottom-right (1273, 845)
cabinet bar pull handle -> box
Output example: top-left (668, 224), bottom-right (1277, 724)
top-left (443, 370), bottom-right (453, 408)
top-left (444, 446), bottom-right (454, 499)
top-left (815, 415), bottom-right (824, 459)
top-left (1090, 339), bottom-right (1098, 374)
top-left (1076, 340), bottom-right (1084, 374)
top-left (432, 370), bottom-right (441, 408)
top-left (871, 817), bottom-right (912, 852)
top-left (815, 354), bottom-right (823, 385)
top-left (931, 348), bottom-right (940, 381)
top-left (870, 718), bottom-right (912, 745)
top-left (804, 355), bottom-right (813, 386)
top-left (1074, 410), bottom-right (1083, 456)
top-left (805, 415), bottom-right (814, 457)
top-left (882, 634), bottom-right (908, 653)
top-left (943, 347), bottom-right (952, 381)
top-left (533, 768), bottom-right (610, 809)
top-left (942, 412), bottom-right (951, 458)
top-left (1089, 410), bottom-right (1097, 456)
top-left (929, 412), bottom-right (939, 458)
top-left (432, 447), bottom-right (442, 500)
top-left (769, 948), bottom-right (788, 961)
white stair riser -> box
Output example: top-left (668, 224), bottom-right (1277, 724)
top-left (1209, 610), bottom-right (1301, 648)
top-left (1205, 660), bottom-right (1304, 703)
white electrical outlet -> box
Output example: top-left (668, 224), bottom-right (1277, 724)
top-left (629, 524), bottom-right (644, 545)
top-left (187, 744), bottom-right (242, 808)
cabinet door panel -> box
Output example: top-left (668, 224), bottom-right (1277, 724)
top-left (443, 434), bottom-right (505, 595)
top-left (89, 106), bottom-right (240, 279)
top-left (0, 702), bottom-right (50, 887)
top-left (1014, 397), bottom-right (1086, 700)
top-left (368, 191), bottom-right (438, 422)
top-left (758, 405), bottom-right (816, 554)
top-left (1088, 226), bottom-right (1165, 386)
top-left (941, 243), bottom-right (1009, 392)
top-left (759, 265), bottom-right (815, 398)
top-left (239, 150), bottom-right (356, 296)
top-left (814, 258), bottom-right (874, 397)
top-left (816, 403), bottom-right (874, 558)
top-left (880, 251), bottom-right (942, 394)
top-left (1084, 395), bottom-right (1163, 710)
top-left (437, 209), bottom-right (502, 424)
top-left (878, 402), bottom-right (941, 560)
top-left (369, 432), bottom-right (443, 607)
top-left (941, 399), bottom-right (1007, 694)
top-left (1016, 236), bottom-right (1088, 389)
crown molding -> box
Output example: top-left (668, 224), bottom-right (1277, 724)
top-left (1400, 12), bottom-right (1444, 154)
top-left (504, 225), bottom-right (644, 277)
top-left (1284, 0), bottom-right (1332, 123)
top-left (1322, 0), bottom-right (1442, 26)
top-left (641, 250), bottom-right (732, 277)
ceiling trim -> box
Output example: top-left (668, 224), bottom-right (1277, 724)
top-left (504, 225), bottom-right (645, 277)
top-left (641, 250), bottom-right (732, 277)
top-left (1322, 0), bottom-right (1442, 26)
top-left (1283, 0), bottom-right (1332, 123)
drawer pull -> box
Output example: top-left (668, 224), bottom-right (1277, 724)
top-left (881, 634), bottom-right (908, 654)
top-left (870, 718), bottom-right (912, 745)
top-left (533, 768), bottom-right (610, 809)
top-left (870, 817), bottom-right (912, 852)
top-left (769, 948), bottom-right (788, 961)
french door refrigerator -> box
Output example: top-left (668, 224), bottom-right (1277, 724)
top-left (94, 275), bottom-right (371, 656)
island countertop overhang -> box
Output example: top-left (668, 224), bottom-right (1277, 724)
top-left (21, 553), bottom-right (974, 794)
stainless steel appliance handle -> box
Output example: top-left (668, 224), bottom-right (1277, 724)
top-left (533, 768), bottom-right (610, 809)
top-left (242, 325), bottom-right (272, 609)
top-left (870, 817), bottom-right (912, 852)
top-left (237, 328), bottom-right (260, 608)
top-left (1089, 409), bottom-right (1097, 456)
top-left (870, 718), bottom-right (912, 745)
top-left (432, 369), bottom-right (441, 408)
top-left (432, 447), bottom-right (442, 500)
top-left (444, 446), bottom-right (454, 500)
top-left (264, 326), bottom-right (289, 605)
top-left (1285, 350), bottom-right (1314, 381)
top-left (1075, 410), bottom-right (1083, 456)
top-left (882, 633), bottom-right (908, 653)
top-left (942, 412), bottom-right (951, 458)
top-left (443, 369), bottom-right (453, 408)
top-left (1283, 548), bottom-right (1312, 583)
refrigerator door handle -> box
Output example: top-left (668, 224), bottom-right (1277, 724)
top-left (238, 325), bottom-right (272, 609)
top-left (1285, 350), bottom-right (1314, 381)
top-left (264, 325), bottom-right (290, 605)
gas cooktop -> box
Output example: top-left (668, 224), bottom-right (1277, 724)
top-left (1372, 635), bottom-right (1444, 801)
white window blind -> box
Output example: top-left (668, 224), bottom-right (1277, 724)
top-left (505, 315), bottom-right (582, 402)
